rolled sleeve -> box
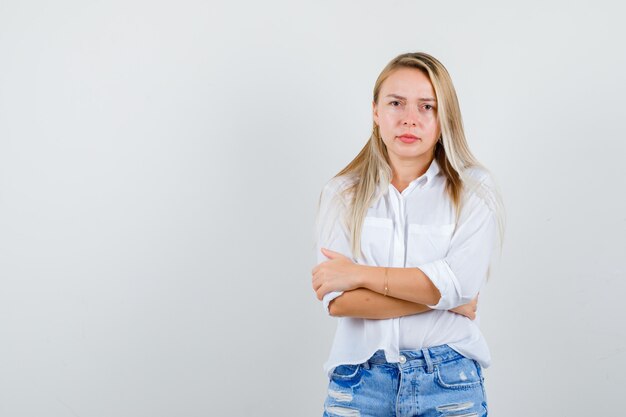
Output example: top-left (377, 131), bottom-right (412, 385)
top-left (314, 179), bottom-right (354, 316)
top-left (418, 178), bottom-right (499, 310)
top-left (322, 291), bottom-right (344, 314)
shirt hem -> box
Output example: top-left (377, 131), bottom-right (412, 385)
top-left (323, 347), bottom-right (395, 379)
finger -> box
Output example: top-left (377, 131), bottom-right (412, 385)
top-left (312, 262), bottom-right (325, 275)
top-left (317, 281), bottom-right (334, 300)
top-left (312, 270), bottom-right (322, 284)
top-left (312, 266), bottom-right (322, 278)
top-left (312, 277), bottom-right (321, 291)
top-left (316, 286), bottom-right (324, 300)
top-left (321, 247), bottom-right (342, 259)
top-left (312, 261), bottom-right (330, 277)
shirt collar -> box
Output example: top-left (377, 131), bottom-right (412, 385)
top-left (419, 158), bottom-right (441, 187)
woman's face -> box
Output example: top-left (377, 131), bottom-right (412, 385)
top-left (373, 67), bottom-right (441, 164)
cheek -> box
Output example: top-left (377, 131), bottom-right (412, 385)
top-left (423, 112), bottom-right (437, 124)
top-left (378, 116), bottom-right (398, 143)
top-left (379, 113), bottom-right (399, 130)
top-left (424, 115), bottom-right (440, 135)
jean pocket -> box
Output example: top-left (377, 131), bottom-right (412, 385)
top-left (330, 363), bottom-right (362, 381)
top-left (435, 357), bottom-right (482, 390)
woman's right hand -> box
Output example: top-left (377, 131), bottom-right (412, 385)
top-left (449, 294), bottom-right (479, 320)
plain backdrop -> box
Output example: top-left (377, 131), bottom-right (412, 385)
top-left (1, 1), bottom-right (625, 416)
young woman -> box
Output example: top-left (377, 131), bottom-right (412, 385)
top-left (312, 52), bottom-right (505, 417)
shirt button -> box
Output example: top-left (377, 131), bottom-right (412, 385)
top-left (399, 355), bottom-right (406, 364)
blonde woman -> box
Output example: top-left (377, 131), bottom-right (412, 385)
top-left (312, 52), bottom-right (505, 417)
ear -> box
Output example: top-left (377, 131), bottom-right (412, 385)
top-left (372, 100), bottom-right (379, 125)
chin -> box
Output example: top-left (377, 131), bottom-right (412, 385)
top-left (392, 149), bottom-right (428, 160)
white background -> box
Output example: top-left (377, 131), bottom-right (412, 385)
top-left (1, 1), bottom-right (624, 416)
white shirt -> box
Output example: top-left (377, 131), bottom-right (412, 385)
top-left (314, 158), bottom-right (498, 377)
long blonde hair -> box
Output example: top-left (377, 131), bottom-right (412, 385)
top-left (328, 52), bottom-right (505, 261)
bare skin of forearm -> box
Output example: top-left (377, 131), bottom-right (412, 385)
top-left (360, 265), bottom-right (442, 305)
top-left (329, 288), bottom-right (431, 319)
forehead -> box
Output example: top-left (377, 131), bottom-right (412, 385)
top-left (380, 67), bottom-right (435, 97)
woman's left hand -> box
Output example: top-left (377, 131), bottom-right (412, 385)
top-left (312, 248), bottom-right (363, 300)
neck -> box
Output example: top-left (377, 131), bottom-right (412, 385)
top-left (390, 153), bottom-right (434, 187)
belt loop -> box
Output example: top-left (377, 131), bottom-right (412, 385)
top-left (421, 348), bottom-right (434, 373)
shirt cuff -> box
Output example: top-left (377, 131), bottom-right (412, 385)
top-left (417, 259), bottom-right (462, 310)
top-left (322, 291), bottom-right (344, 315)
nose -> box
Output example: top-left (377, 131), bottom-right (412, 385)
top-left (402, 106), bottom-right (419, 127)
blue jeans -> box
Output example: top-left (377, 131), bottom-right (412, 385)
top-left (323, 345), bottom-right (488, 417)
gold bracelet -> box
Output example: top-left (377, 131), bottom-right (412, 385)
top-left (383, 267), bottom-right (389, 296)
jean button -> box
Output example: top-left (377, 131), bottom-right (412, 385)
top-left (399, 355), bottom-right (406, 364)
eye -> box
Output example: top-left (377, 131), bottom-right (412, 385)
top-left (389, 100), bottom-right (401, 107)
top-left (423, 104), bottom-right (434, 111)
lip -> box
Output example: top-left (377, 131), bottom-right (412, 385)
top-left (397, 134), bottom-right (420, 143)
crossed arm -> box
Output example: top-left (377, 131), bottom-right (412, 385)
top-left (327, 288), bottom-right (477, 320)
top-left (328, 288), bottom-right (429, 319)
top-left (312, 249), bottom-right (478, 320)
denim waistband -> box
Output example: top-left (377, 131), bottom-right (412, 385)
top-left (366, 344), bottom-right (463, 368)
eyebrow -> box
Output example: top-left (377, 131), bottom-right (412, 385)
top-left (385, 94), bottom-right (436, 102)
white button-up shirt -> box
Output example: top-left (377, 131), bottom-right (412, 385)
top-left (314, 158), bottom-right (498, 377)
